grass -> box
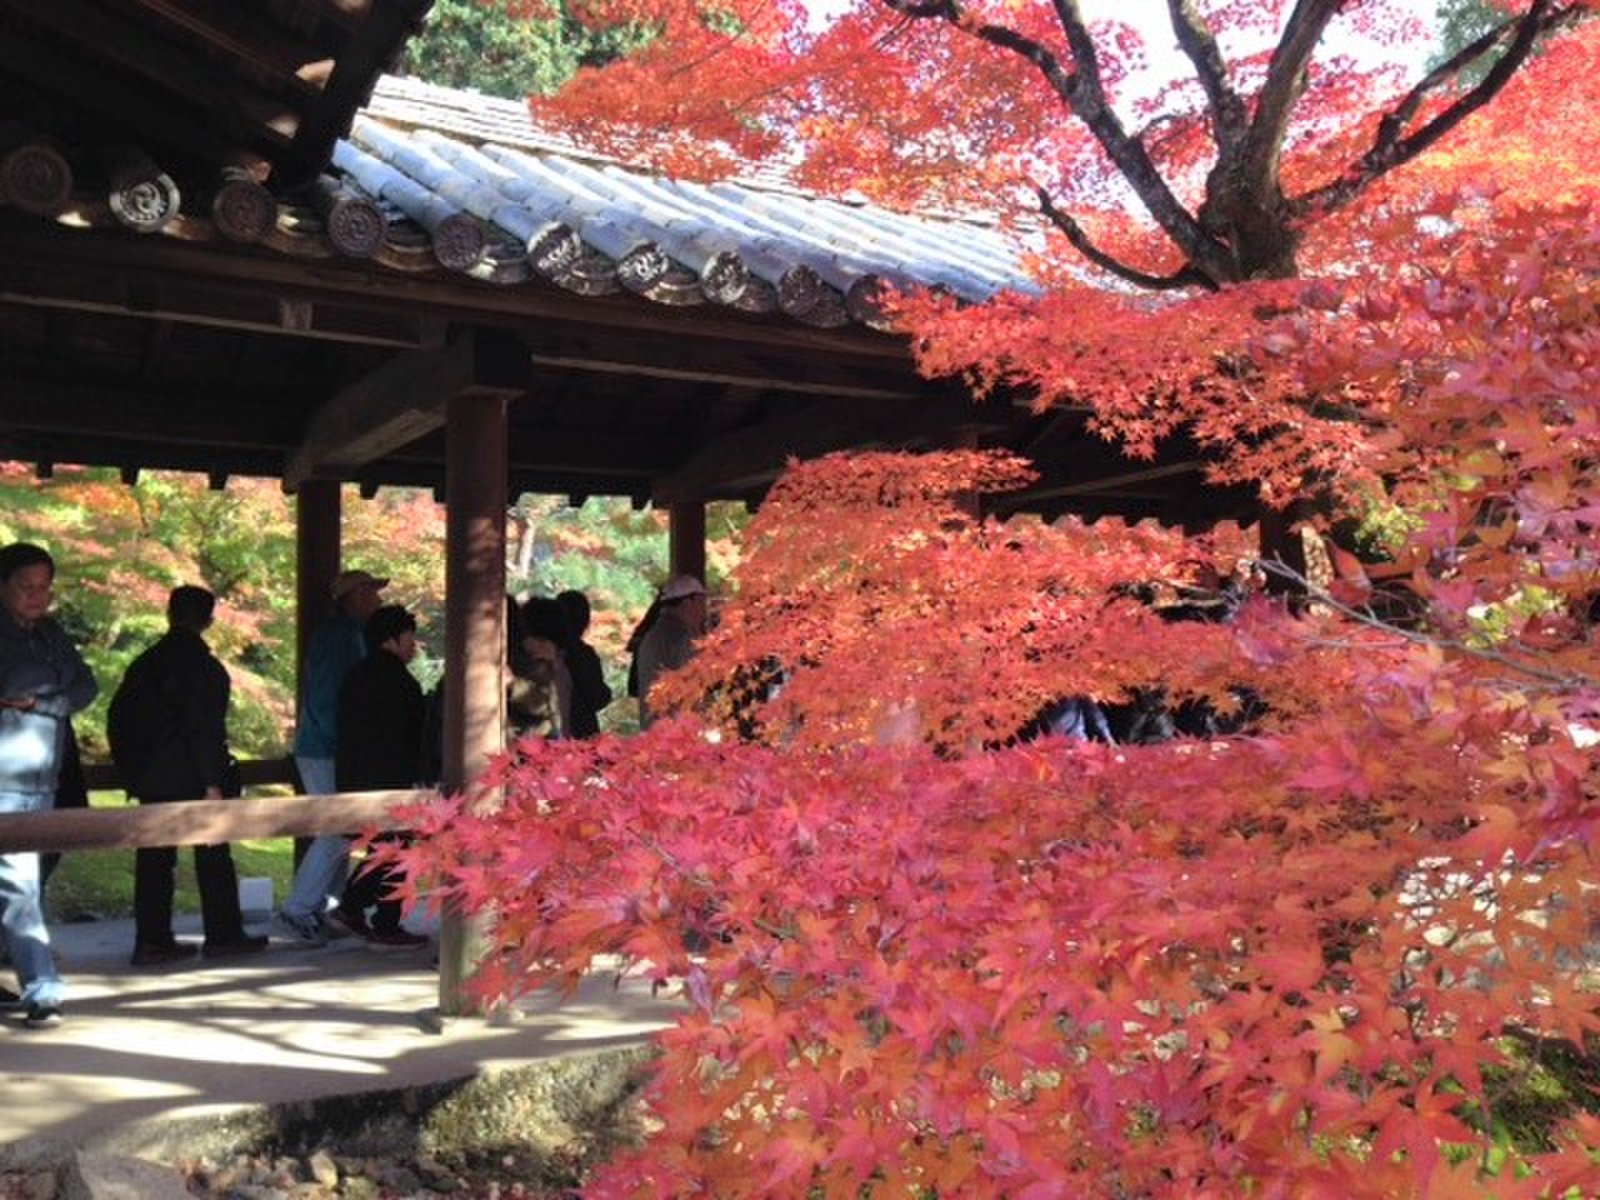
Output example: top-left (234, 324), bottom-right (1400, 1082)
top-left (44, 791), bottom-right (297, 923)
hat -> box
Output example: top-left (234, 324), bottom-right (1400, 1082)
top-left (660, 575), bottom-right (706, 602)
top-left (331, 569), bottom-right (389, 602)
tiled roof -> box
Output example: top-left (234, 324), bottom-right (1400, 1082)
top-left (332, 75), bottom-right (1042, 329)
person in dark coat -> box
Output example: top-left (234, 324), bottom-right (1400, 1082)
top-left (109, 586), bottom-right (266, 967)
top-left (329, 605), bottom-right (428, 949)
top-left (556, 589), bottom-right (612, 738)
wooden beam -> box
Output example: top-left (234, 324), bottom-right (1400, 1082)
top-left (1002, 461), bottom-right (1204, 505)
top-left (0, 277), bottom-right (442, 348)
top-left (20, 0), bottom-right (308, 149)
top-left (525, 350), bottom-right (925, 402)
top-left (0, 221), bottom-right (914, 362)
top-left (0, 378), bottom-right (303, 448)
top-left (653, 395), bottom-right (999, 504)
top-left (285, 330), bottom-right (528, 487)
top-left (273, 0), bottom-right (432, 189)
top-left (0, 790), bottom-right (426, 854)
top-left (0, 26), bottom-right (247, 166)
top-left (128, 0), bottom-right (345, 85)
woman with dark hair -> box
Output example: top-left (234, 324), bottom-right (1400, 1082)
top-left (509, 597), bottom-right (572, 740)
top-left (556, 589), bottom-right (612, 738)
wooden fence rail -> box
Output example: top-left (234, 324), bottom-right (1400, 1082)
top-left (77, 755), bottom-right (302, 794)
top-left (0, 790), bottom-right (433, 854)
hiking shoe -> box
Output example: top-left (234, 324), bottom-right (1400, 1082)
top-left (272, 911), bottom-right (328, 948)
top-left (23, 1004), bottom-right (61, 1029)
top-left (202, 933), bottom-right (269, 960)
top-left (364, 927), bottom-right (430, 951)
top-left (130, 941), bottom-right (200, 968)
top-left (326, 907), bottom-right (373, 941)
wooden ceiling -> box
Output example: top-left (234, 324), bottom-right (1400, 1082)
top-left (0, 0), bottom-right (432, 189)
top-left (0, 1), bottom-right (1258, 527)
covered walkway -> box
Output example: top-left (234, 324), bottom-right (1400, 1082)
top-left (0, 913), bottom-right (678, 1170)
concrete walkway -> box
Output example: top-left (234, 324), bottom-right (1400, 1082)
top-left (0, 912), bottom-right (680, 1168)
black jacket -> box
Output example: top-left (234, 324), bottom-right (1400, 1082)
top-left (336, 649), bottom-right (423, 792)
top-left (108, 628), bottom-right (230, 799)
top-left (565, 639), bottom-right (612, 738)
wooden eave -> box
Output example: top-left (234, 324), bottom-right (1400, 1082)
top-left (0, 51), bottom-right (1258, 526)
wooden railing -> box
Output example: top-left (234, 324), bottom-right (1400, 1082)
top-left (0, 757), bottom-right (431, 853)
top-left (77, 754), bottom-right (302, 794)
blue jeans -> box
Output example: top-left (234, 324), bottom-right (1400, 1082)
top-left (0, 791), bottom-right (64, 1007)
top-left (283, 757), bottom-right (348, 921)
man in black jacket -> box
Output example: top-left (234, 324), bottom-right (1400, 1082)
top-left (109, 586), bottom-right (266, 966)
top-left (329, 604), bottom-right (428, 949)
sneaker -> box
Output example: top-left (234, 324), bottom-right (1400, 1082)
top-left (364, 927), bottom-right (430, 951)
top-left (272, 911), bottom-right (328, 948)
top-left (202, 933), bottom-right (269, 960)
top-left (0, 985), bottom-right (20, 1009)
top-left (23, 1004), bottom-right (61, 1029)
top-left (130, 941), bottom-right (200, 968)
top-left (326, 907), bottom-right (373, 941)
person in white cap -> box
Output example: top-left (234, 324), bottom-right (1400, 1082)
top-left (635, 575), bottom-right (707, 729)
top-left (276, 567), bottom-right (387, 946)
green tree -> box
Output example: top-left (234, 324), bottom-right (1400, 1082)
top-left (398, 0), bottom-right (650, 98)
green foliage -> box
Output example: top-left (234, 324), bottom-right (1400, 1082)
top-left (44, 795), bottom-right (297, 922)
top-left (399, 0), bottom-right (652, 98)
top-left (1431, 0), bottom-right (1560, 86)
top-left (0, 465), bottom-right (740, 755)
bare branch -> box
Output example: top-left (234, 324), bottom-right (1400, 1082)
top-left (1165, 0), bottom-right (1248, 153)
top-left (1256, 557), bottom-right (1595, 693)
top-left (1294, 1), bottom-right (1586, 218)
top-left (1036, 188), bottom-right (1217, 291)
top-left (881, 0), bottom-right (956, 17)
top-left (1237, 0), bottom-right (1343, 203)
top-left (888, 0), bottom-right (1229, 287)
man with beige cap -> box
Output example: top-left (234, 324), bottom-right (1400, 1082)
top-left (635, 574), bottom-right (707, 729)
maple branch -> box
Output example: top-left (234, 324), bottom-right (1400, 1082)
top-left (1035, 188), bottom-right (1216, 292)
top-left (1165, 0), bottom-right (1248, 156)
top-left (1292, 0), bottom-right (1585, 219)
top-left (1256, 558), bottom-right (1596, 693)
top-left (880, 0), bottom-right (1233, 289)
top-left (1233, 0), bottom-right (1342, 213)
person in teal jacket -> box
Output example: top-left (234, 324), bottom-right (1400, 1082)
top-left (277, 568), bottom-right (386, 945)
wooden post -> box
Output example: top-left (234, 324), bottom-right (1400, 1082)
top-left (438, 392), bottom-right (508, 1016)
top-left (669, 501), bottom-right (706, 584)
top-left (296, 480), bottom-right (341, 681)
top-left (294, 479), bottom-right (340, 865)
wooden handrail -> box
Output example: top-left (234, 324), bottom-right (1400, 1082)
top-left (0, 789), bottom-right (435, 854)
top-left (78, 755), bottom-right (301, 794)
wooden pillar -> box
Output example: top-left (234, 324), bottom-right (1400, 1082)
top-left (669, 500), bottom-right (706, 583)
top-left (438, 392), bottom-right (508, 1016)
top-left (293, 481), bottom-right (341, 863)
top-left (295, 480), bottom-right (341, 690)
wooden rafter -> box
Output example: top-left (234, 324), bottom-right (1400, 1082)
top-left (653, 394), bottom-right (1003, 504)
top-left (284, 329), bottom-right (528, 488)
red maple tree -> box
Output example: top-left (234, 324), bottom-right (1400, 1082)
top-left (376, 3), bottom-right (1600, 1194)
